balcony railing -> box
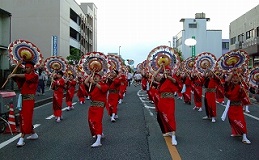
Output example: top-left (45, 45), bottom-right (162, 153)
top-left (242, 37), bottom-right (259, 48)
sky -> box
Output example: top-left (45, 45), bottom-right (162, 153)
top-left (75, 0), bottom-right (259, 67)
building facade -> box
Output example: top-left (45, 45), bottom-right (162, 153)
top-left (0, 0), bottom-right (97, 63)
top-left (229, 4), bottom-right (259, 67)
top-left (0, 8), bottom-right (11, 86)
top-left (174, 13), bottom-right (223, 60)
top-left (222, 39), bottom-right (230, 54)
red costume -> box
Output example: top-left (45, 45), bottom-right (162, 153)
top-left (147, 80), bottom-right (159, 106)
top-left (174, 73), bottom-right (183, 99)
top-left (192, 76), bottom-right (204, 109)
top-left (106, 77), bottom-right (121, 116)
top-left (119, 73), bottom-right (127, 100)
top-left (157, 78), bottom-right (177, 134)
top-left (77, 77), bottom-right (87, 104)
top-left (183, 75), bottom-right (192, 104)
top-left (88, 82), bottom-right (109, 136)
top-left (65, 78), bottom-right (77, 108)
top-left (216, 75), bottom-right (225, 104)
top-left (141, 75), bottom-right (148, 91)
top-left (15, 71), bottom-right (38, 134)
top-left (225, 82), bottom-right (248, 135)
top-left (241, 81), bottom-right (251, 106)
top-left (52, 77), bottom-right (65, 118)
top-left (204, 76), bottom-right (220, 118)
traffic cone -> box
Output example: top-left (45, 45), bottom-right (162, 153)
top-left (4, 103), bottom-right (19, 134)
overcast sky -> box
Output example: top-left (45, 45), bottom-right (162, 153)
top-left (75, 0), bottom-right (259, 67)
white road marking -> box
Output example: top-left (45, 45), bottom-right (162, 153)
top-left (45, 102), bottom-right (77, 120)
top-left (0, 124), bottom-right (41, 149)
top-left (244, 112), bottom-right (259, 121)
top-left (138, 90), bottom-right (155, 116)
top-left (202, 95), bottom-right (259, 121)
top-left (144, 104), bottom-right (154, 116)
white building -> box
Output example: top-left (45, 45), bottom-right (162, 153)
top-left (0, 0), bottom-right (97, 62)
top-left (229, 4), bottom-right (259, 67)
top-left (174, 13), bottom-right (223, 60)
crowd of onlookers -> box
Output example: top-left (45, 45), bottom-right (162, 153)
top-left (126, 71), bottom-right (142, 87)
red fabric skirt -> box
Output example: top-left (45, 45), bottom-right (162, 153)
top-left (228, 105), bottom-right (247, 135)
top-left (193, 87), bottom-right (202, 107)
top-left (157, 97), bottom-right (176, 133)
top-left (88, 106), bottom-right (104, 136)
top-left (204, 92), bottom-right (217, 117)
top-left (53, 92), bottom-right (63, 117)
top-left (106, 93), bottom-right (119, 115)
top-left (66, 88), bottom-right (75, 107)
top-left (20, 100), bottom-right (34, 134)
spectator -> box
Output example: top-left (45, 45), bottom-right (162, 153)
top-left (37, 69), bottom-right (46, 95)
top-left (127, 72), bottom-right (133, 86)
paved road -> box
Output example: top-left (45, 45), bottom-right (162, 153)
top-left (138, 89), bottom-right (259, 160)
top-left (0, 85), bottom-right (172, 160)
top-left (1, 85), bottom-right (259, 160)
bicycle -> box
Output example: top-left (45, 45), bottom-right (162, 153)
top-left (0, 112), bottom-right (9, 133)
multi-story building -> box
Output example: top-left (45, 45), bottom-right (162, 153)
top-left (222, 39), bottom-right (230, 54)
top-left (229, 4), bottom-right (259, 67)
top-left (0, 8), bottom-right (11, 86)
top-left (174, 13), bottom-right (223, 60)
top-left (0, 0), bottom-right (97, 62)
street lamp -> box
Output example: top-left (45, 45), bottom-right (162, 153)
top-left (168, 41), bottom-right (171, 47)
top-left (184, 37), bottom-right (197, 58)
top-left (119, 46), bottom-right (121, 57)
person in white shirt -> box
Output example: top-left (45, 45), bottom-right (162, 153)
top-left (133, 72), bottom-right (142, 86)
top-left (37, 69), bottom-right (46, 95)
top-left (127, 72), bottom-right (133, 86)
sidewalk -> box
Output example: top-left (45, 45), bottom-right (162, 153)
top-left (11, 87), bottom-right (54, 108)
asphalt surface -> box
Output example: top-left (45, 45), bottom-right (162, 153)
top-left (0, 85), bottom-right (172, 160)
top-left (0, 85), bottom-right (259, 160)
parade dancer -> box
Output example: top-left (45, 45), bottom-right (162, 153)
top-left (203, 69), bottom-right (221, 123)
top-left (51, 71), bottom-right (65, 122)
top-left (77, 76), bottom-right (88, 104)
top-left (10, 61), bottom-right (39, 147)
top-left (153, 64), bottom-right (178, 145)
top-left (224, 72), bottom-right (251, 144)
top-left (84, 73), bottom-right (109, 147)
top-left (118, 70), bottom-right (127, 104)
top-left (216, 72), bottom-right (225, 104)
top-left (65, 74), bottom-right (77, 111)
top-left (106, 70), bottom-right (121, 122)
top-left (182, 72), bottom-right (192, 105)
top-left (191, 72), bottom-right (204, 111)
top-left (174, 70), bottom-right (183, 99)
top-left (147, 73), bottom-right (156, 104)
top-left (141, 71), bottom-right (149, 91)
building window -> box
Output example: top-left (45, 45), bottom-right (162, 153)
top-left (70, 9), bottom-right (78, 24)
top-left (238, 34), bottom-right (244, 43)
top-left (222, 42), bottom-right (229, 49)
top-left (254, 56), bottom-right (259, 67)
top-left (230, 37), bottom-right (236, 45)
top-left (256, 27), bottom-right (259, 37)
top-left (246, 29), bottom-right (253, 39)
top-left (189, 23), bottom-right (197, 28)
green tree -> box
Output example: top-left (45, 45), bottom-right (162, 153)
top-left (174, 48), bottom-right (184, 62)
top-left (67, 48), bottom-right (81, 65)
